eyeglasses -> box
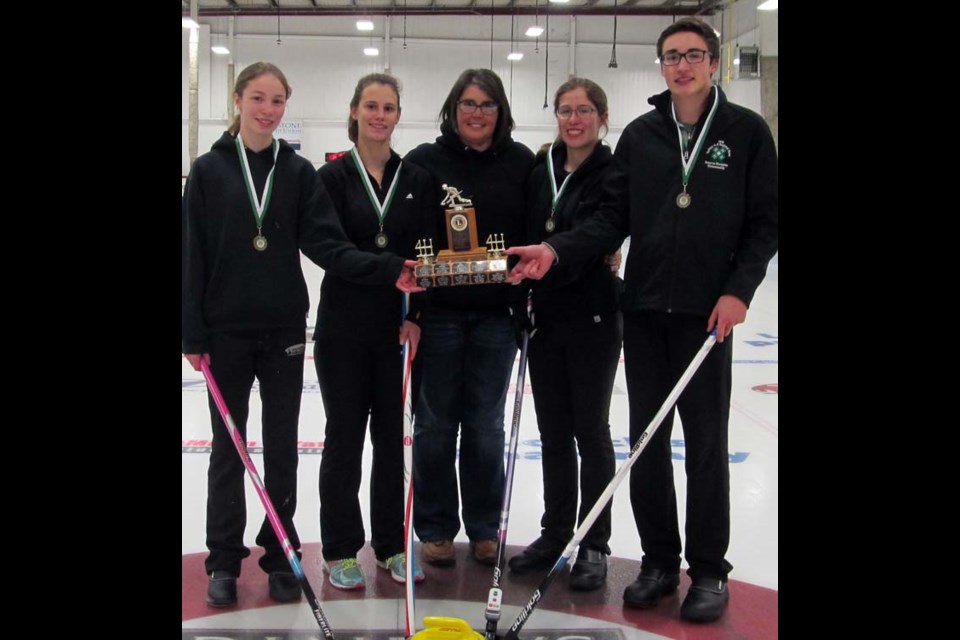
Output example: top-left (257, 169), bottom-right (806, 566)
top-left (660, 48), bottom-right (711, 66)
top-left (556, 105), bottom-right (598, 119)
top-left (458, 100), bottom-right (499, 115)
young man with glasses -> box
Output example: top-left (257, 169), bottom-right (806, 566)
top-left (506, 17), bottom-right (778, 623)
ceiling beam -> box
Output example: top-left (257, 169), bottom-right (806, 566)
top-left (186, 7), bottom-right (720, 18)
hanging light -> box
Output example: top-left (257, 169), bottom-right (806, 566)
top-left (357, 19), bottom-right (375, 31)
top-left (364, 46), bottom-right (379, 56)
top-left (507, 52), bottom-right (524, 61)
top-left (276, 1), bottom-right (282, 45)
top-left (526, 0), bottom-right (542, 53)
top-left (608, 0), bottom-right (619, 68)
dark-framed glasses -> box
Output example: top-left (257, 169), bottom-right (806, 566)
top-left (457, 100), bottom-right (499, 115)
top-left (661, 49), bottom-right (710, 66)
top-left (556, 105), bottom-right (598, 119)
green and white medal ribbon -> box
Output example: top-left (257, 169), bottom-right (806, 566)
top-left (544, 141), bottom-right (576, 233)
top-left (671, 86), bottom-right (719, 209)
top-left (235, 134), bottom-right (279, 250)
top-left (350, 147), bottom-right (402, 249)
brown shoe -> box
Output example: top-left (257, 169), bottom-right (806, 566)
top-left (470, 539), bottom-right (499, 566)
top-left (421, 540), bottom-right (455, 567)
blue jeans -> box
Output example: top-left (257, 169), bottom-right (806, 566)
top-left (413, 309), bottom-right (517, 541)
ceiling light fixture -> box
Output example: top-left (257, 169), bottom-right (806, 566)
top-left (608, 0), bottom-right (619, 68)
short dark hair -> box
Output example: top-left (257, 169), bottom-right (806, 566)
top-left (438, 69), bottom-right (515, 149)
top-left (348, 73), bottom-right (402, 143)
top-left (656, 17), bottom-right (721, 61)
top-left (228, 62), bottom-right (292, 136)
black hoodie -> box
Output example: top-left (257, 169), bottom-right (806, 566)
top-left (182, 132), bottom-right (405, 353)
top-left (405, 123), bottom-right (534, 315)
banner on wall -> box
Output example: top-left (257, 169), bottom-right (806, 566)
top-left (276, 120), bottom-right (302, 151)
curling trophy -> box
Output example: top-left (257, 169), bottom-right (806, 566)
top-left (414, 185), bottom-right (508, 288)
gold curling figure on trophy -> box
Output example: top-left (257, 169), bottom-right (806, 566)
top-left (414, 185), bottom-right (509, 288)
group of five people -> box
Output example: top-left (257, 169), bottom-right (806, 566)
top-left (181, 16), bottom-right (778, 624)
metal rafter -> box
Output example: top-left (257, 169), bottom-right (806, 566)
top-left (182, 0), bottom-right (723, 18)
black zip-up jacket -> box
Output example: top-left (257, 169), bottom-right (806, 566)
top-left (547, 87), bottom-right (779, 316)
top-left (315, 150), bottom-right (434, 341)
top-left (182, 132), bottom-right (405, 353)
top-left (526, 141), bottom-right (620, 326)
top-left (405, 123), bottom-right (534, 316)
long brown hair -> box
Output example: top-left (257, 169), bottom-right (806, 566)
top-left (228, 62), bottom-right (292, 136)
top-left (348, 73), bottom-right (402, 143)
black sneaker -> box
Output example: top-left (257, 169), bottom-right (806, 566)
top-left (568, 548), bottom-right (607, 591)
top-left (622, 567), bottom-right (679, 608)
top-left (206, 571), bottom-right (237, 607)
top-left (680, 577), bottom-right (728, 622)
top-left (269, 572), bottom-right (302, 602)
top-left (507, 537), bottom-right (563, 574)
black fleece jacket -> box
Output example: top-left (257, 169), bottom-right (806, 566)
top-left (525, 141), bottom-right (620, 325)
top-left (547, 87), bottom-right (779, 316)
top-left (315, 150), bottom-right (434, 341)
top-left (182, 132), bottom-right (405, 353)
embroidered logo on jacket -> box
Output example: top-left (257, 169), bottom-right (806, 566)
top-left (704, 140), bottom-right (731, 170)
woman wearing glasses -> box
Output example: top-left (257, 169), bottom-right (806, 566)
top-left (506, 78), bottom-right (622, 591)
top-left (404, 68), bottom-right (534, 567)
